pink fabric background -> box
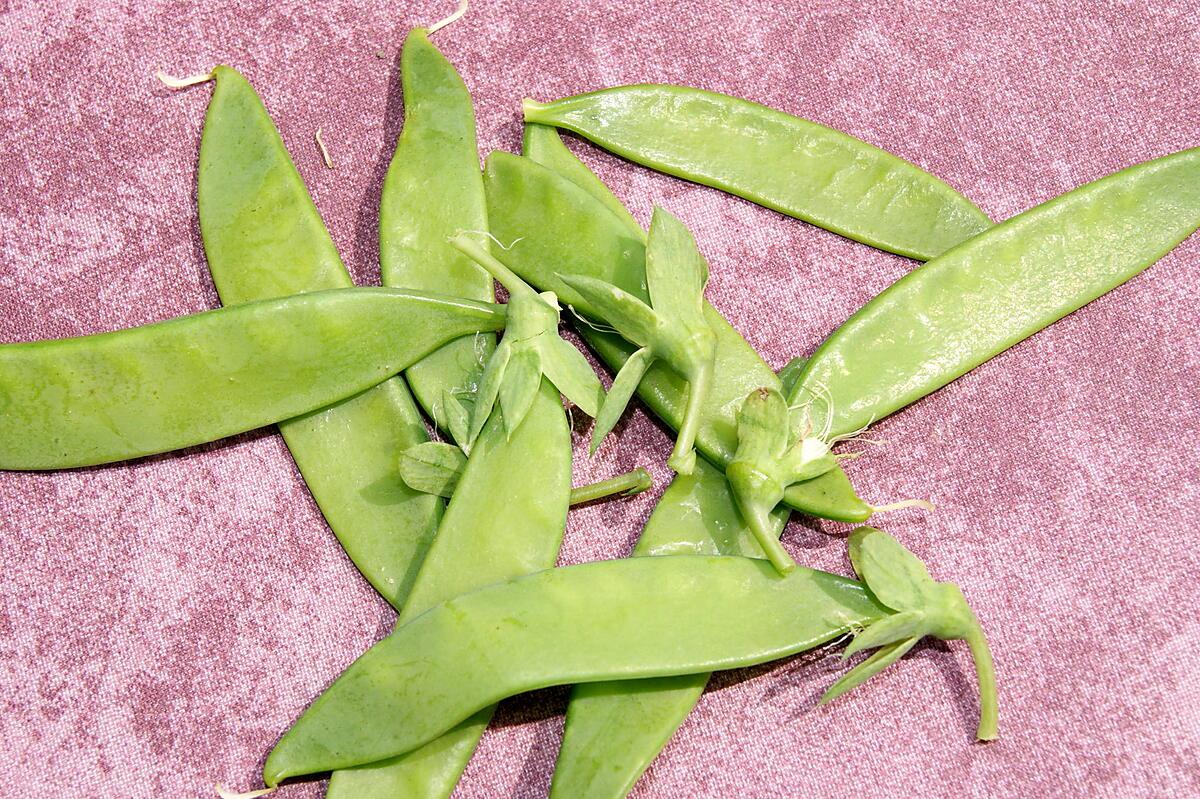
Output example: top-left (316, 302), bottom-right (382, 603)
top-left (2, 1), bottom-right (1198, 796)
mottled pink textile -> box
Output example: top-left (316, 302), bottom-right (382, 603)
top-left (1, 1), bottom-right (1198, 796)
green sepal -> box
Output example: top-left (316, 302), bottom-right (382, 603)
top-left (557, 274), bottom-right (660, 347)
top-left (440, 389), bottom-right (472, 455)
top-left (397, 441), bottom-right (467, 498)
top-left (590, 346), bottom-right (654, 453)
top-left (540, 333), bottom-right (604, 418)
top-left (734, 387), bottom-right (790, 461)
top-left (645, 207), bottom-right (708, 326)
top-left (842, 609), bottom-right (924, 658)
top-left (848, 526), bottom-right (939, 613)
top-left (499, 346), bottom-right (542, 438)
top-left (468, 339), bottom-right (511, 446)
top-left (820, 637), bottom-right (920, 706)
top-left (726, 387), bottom-right (838, 574)
top-left (585, 345), bottom-right (652, 451)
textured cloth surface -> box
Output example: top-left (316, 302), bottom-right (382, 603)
top-left (1, 1), bottom-right (1198, 797)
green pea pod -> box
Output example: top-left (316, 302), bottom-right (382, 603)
top-left (0, 288), bottom-right (504, 470)
top-left (326, 380), bottom-right (571, 799)
top-left (264, 554), bottom-right (887, 785)
top-left (379, 28), bottom-right (494, 446)
top-left (776, 355), bottom-right (807, 397)
top-left (493, 143), bottom-right (871, 522)
top-left (523, 85), bottom-right (991, 261)
top-left (196, 64), bottom-right (442, 609)
top-left (551, 458), bottom-right (787, 799)
top-left (796, 148), bottom-right (1200, 437)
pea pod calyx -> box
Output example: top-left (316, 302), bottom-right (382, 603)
top-left (449, 234), bottom-right (604, 443)
top-left (822, 527), bottom-right (999, 741)
top-left (727, 387), bottom-right (840, 573)
top-left (558, 206), bottom-right (717, 474)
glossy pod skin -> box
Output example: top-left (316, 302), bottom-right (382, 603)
top-left (197, 65), bottom-right (441, 609)
top-left (523, 85), bottom-right (991, 260)
top-left (263, 555), bottom-right (886, 785)
top-left (0, 288), bottom-right (503, 470)
top-left (551, 458), bottom-right (787, 798)
top-left (327, 381), bottom-right (571, 799)
top-left (796, 147), bottom-right (1200, 437)
top-left (487, 145), bottom-right (871, 523)
top-left (379, 29), bottom-right (494, 444)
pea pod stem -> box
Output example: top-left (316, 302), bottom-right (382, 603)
top-left (966, 619), bottom-right (999, 741)
top-left (449, 232), bottom-right (536, 299)
top-left (668, 355), bottom-right (710, 474)
top-left (569, 467), bottom-right (653, 505)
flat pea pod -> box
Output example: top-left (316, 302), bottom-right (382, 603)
top-left (523, 85), bottom-right (991, 261)
top-left (551, 458), bottom-right (787, 799)
top-left (0, 288), bottom-right (504, 470)
top-left (326, 380), bottom-right (570, 799)
top-left (197, 64), bottom-right (440, 609)
top-left (797, 147), bottom-right (1200, 437)
top-left (487, 147), bottom-right (870, 522)
top-left (263, 554), bottom-right (886, 785)
top-left (379, 28), bottom-right (494, 445)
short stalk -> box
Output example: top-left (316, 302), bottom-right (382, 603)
top-left (569, 468), bottom-right (653, 505)
top-left (965, 620), bottom-right (999, 741)
top-left (449, 234), bottom-right (534, 299)
top-left (667, 360), bottom-right (711, 475)
top-left (748, 509), bottom-right (796, 575)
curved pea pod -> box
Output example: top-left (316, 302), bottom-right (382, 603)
top-left (796, 147), bottom-right (1200, 437)
top-left (264, 555), bottom-right (887, 785)
top-left (0, 289), bottom-right (504, 470)
top-left (523, 85), bottom-right (991, 261)
top-left (487, 147), bottom-right (871, 523)
top-left (266, 528), bottom-right (997, 785)
top-left (379, 28), bottom-right (494, 446)
top-left (327, 380), bottom-right (571, 799)
top-left (196, 64), bottom-right (442, 609)
top-left (551, 458), bottom-right (787, 799)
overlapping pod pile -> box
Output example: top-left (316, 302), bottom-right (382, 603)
top-left (2, 5), bottom-right (1198, 798)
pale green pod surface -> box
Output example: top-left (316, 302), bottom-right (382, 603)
top-left (486, 149), bottom-right (871, 522)
top-left (0, 288), bottom-right (503, 470)
top-left (552, 458), bottom-right (787, 799)
top-left (264, 555), bottom-right (885, 785)
top-left (797, 147), bottom-right (1200, 437)
top-left (326, 380), bottom-right (571, 798)
top-left (197, 65), bottom-right (441, 609)
top-left (524, 85), bottom-right (991, 261)
top-left (380, 29), bottom-right (494, 444)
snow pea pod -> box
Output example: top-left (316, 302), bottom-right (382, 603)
top-left (487, 146), bottom-right (870, 523)
top-left (0, 289), bottom-right (504, 470)
top-left (523, 85), bottom-right (991, 261)
top-left (797, 147), bottom-right (1200, 437)
top-left (551, 458), bottom-right (786, 799)
top-left (326, 380), bottom-right (570, 799)
top-left (196, 64), bottom-right (440, 609)
top-left (264, 554), bottom-right (887, 785)
top-left (379, 27), bottom-right (494, 446)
